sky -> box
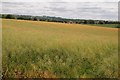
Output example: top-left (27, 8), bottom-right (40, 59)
top-left (1, 0), bottom-right (119, 21)
top-left (1, 0), bottom-right (119, 2)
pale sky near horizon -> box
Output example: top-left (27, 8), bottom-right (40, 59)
top-left (1, 0), bottom-right (119, 21)
top-left (1, 0), bottom-right (120, 2)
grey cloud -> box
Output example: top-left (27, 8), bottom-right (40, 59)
top-left (50, 7), bottom-right (72, 12)
top-left (1, 2), bottom-right (118, 21)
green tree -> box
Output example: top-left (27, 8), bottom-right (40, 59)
top-left (6, 14), bottom-right (15, 19)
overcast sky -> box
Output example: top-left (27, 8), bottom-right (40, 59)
top-left (1, 0), bottom-right (119, 21)
top-left (1, 0), bottom-right (119, 2)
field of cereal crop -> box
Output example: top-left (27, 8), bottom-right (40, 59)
top-left (2, 19), bottom-right (118, 78)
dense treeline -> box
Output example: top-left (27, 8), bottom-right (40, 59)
top-left (1, 14), bottom-right (120, 26)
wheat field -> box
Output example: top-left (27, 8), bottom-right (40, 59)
top-left (2, 19), bottom-right (118, 78)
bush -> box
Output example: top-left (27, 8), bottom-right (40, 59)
top-left (6, 14), bottom-right (15, 19)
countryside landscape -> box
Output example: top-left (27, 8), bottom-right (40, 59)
top-left (1, 1), bottom-right (119, 78)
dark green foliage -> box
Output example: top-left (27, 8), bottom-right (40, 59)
top-left (5, 14), bottom-right (15, 19)
top-left (1, 14), bottom-right (120, 28)
top-left (116, 24), bottom-right (120, 28)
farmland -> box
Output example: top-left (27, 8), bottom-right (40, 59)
top-left (89, 24), bottom-right (119, 28)
top-left (2, 19), bottom-right (118, 78)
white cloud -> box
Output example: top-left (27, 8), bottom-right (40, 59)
top-left (1, 2), bottom-right (118, 21)
top-left (1, 0), bottom-right (119, 2)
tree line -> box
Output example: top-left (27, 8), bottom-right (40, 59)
top-left (1, 14), bottom-right (120, 25)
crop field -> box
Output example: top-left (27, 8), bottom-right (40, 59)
top-left (2, 19), bottom-right (118, 78)
top-left (89, 24), bottom-right (119, 28)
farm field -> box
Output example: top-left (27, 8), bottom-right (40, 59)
top-left (2, 19), bottom-right (118, 78)
top-left (89, 24), bottom-right (119, 28)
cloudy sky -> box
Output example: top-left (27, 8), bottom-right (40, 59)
top-left (1, 0), bottom-right (119, 2)
top-left (1, 0), bottom-right (119, 21)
